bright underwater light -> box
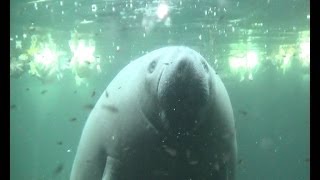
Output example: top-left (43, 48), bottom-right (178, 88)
top-left (156, 3), bottom-right (169, 20)
top-left (298, 31), bottom-right (310, 67)
top-left (34, 47), bottom-right (58, 68)
top-left (71, 40), bottom-right (96, 64)
top-left (229, 51), bottom-right (259, 71)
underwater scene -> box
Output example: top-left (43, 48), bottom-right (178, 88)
top-left (10, 0), bottom-right (309, 179)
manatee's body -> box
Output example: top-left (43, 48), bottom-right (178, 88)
top-left (70, 46), bottom-right (237, 180)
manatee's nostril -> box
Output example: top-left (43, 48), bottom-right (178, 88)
top-left (148, 60), bottom-right (157, 73)
top-left (201, 60), bottom-right (209, 73)
top-left (177, 59), bottom-right (189, 73)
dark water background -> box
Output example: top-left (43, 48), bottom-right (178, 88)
top-left (10, 0), bottom-right (309, 179)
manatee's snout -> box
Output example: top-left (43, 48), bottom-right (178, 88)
top-left (158, 53), bottom-right (210, 106)
top-left (157, 48), bottom-right (211, 130)
top-left (174, 57), bottom-right (209, 83)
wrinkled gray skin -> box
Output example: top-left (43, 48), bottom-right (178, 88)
top-left (70, 46), bottom-right (237, 180)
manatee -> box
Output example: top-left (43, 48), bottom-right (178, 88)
top-left (70, 46), bottom-right (237, 180)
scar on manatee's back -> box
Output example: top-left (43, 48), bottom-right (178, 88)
top-left (101, 104), bottom-right (119, 113)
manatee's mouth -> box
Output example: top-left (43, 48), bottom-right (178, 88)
top-left (156, 65), bottom-right (166, 96)
top-left (159, 73), bottom-right (209, 110)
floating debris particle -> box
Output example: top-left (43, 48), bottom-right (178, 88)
top-left (41, 90), bottom-right (48, 94)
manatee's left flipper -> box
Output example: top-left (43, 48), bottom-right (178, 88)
top-left (70, 116), bottom-right (107, 180)
top-left (102, 156), bottom-right (122, 180)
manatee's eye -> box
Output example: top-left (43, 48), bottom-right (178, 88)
top-left (148, 60), bottom-right (157, 73)
top-left (201, 60), bottom-right (209, 73)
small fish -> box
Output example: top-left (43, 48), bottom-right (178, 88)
top-left (186, 149), bottom-right (191, 158)
top-left (10, 104), bottom-right (17, 110)
top-left (118, 86), bottom-right (122, 89)
top-left (57, 141), bottom-right (63, 145)
top-left (162, 145), bottom-right (176, 157)
top-left (189, 160), bottom-right (199, 165)
top-left (84, 104), bottom-right (95, 110)
top-left (73, 90), bottom-right (77, 94)
top-left (105, 91), bottom-right (109, 98)
top-left (53, 163), bottom-right (64, 176)
top-left (218, 15), bottom-right (226, 22)
top-left (91, 91), bottom-right (96, 97)
top-left (153, 170), bottom-right (169, 176)
top-left (305, 158), bottom-right (310, 162)
top-left (239, 110), bottom-right (247, 116)
top-left (25, 88), bottom-right (30, 91)
top-left (123, 147), bottom-right (130, 152)
top-left (41, 90), bottom-right (48, 94)
top-left (102, 104), bottom-right (119, 113)
top-left (238, 159), bottom-right (243, 165)
top-left (213, 162), bottom-right (220, 171)
top-left (70, 117), bottom-right (77, 122)
top-left (28, 26), bottom-right (36, 31)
